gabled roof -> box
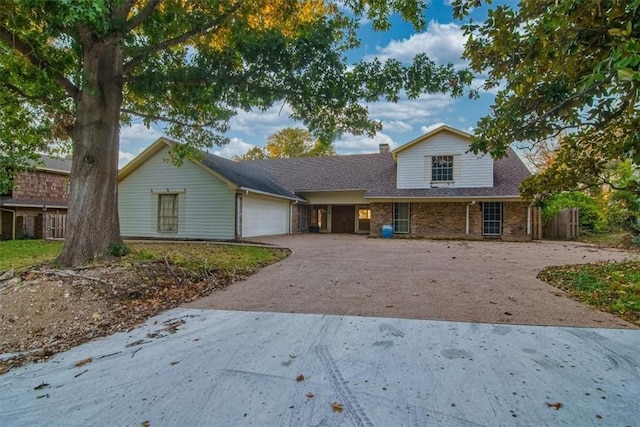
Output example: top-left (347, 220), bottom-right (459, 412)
top-left (118, 137), bottom-right (302, 201)
top-left (35, 155), bottom-right (72, 174)
top-left (391, 124), bottom-right (472, 157)
top-left (365, 147), bottom-right (531, 199)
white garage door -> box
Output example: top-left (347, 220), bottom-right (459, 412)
top-left (242, 196), bottom-right (289, 238)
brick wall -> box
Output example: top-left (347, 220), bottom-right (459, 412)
top-left (370, 201), bottom-right (531, 240)
top-left (11, 171), bottom-right (69, 202)
top-left (502, 201), bottom-right (530, 241)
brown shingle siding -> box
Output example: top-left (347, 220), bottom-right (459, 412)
top-left (11, 171), bottom-right (69, 203)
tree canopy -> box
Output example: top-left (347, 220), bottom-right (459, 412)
top-left (1, 1), bottom-right (474, 265)
top-left (235, 127), bottom-right (335, 160)
top-left (454, 0), bottom-right (640, 196)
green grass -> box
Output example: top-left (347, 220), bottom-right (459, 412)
top-left (538, 260), bottom-right (640, 325)
top-left (578, 231), bottom-right (636, 248)
top-left (0, 240), bottom-right (288, 274)
top-left (0, 240), bottom-right (63, 272)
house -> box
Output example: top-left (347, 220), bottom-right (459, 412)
top-left (0, 155), bottom-right (72, 240)
top-left (118, 125), bottom-right (533, 240)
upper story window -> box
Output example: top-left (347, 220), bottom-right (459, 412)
top-left (431, 156), bottom-right (453, 182)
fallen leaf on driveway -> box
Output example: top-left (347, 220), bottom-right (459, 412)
top-left (170, 361), bottom-right (179, 365)
top-left (296, 374), bottom-right (305, 382)
top-left (74, 357), bottom-right (92, 367)
top-left (331, 402), bottom-right (344, 413)
top-left (504, 312), bottom-right (513, 316)
top-left (306, 392), bottom-right (314, 398)
top-left (142, 421), bottom-right (150, 427)
top-left (34, 382), bottom-right (50, 390)
top-left (546, 402), bottom-right (563, 410)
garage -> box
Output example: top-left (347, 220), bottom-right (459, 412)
top-left (241, 195), bottom-right (290, 238)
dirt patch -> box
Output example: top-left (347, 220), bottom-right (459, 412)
top-left (0, 261), bottom-right (244, 374)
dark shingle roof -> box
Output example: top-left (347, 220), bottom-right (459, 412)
top-left (201, 152), bottom-right (302, 200)
top-left (242, 153), bottom-right (394, 193)
top-left (38, 155), bottom-right (72, 173)
top-left (238, 147), bottom-right (530, 199)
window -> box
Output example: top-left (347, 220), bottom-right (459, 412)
top-left (393, 203), bottom-right (410, 233)
top-left (158, 194), bottom-right (179, 232)
top-left (431, 156), bottom-right (453, 182)
top-left (483, 202), bottom-right (502, 236)
top-left (358, 207), bottom-right (371, 232)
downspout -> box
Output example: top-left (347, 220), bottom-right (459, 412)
top-left (0, 208), bottom-right (16, 240)
top-left (527, 201), bottom-right (534, 236)
top-left (465, 201), bottom-right (476, 235)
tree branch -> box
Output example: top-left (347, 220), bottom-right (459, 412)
top-left (122, 108), bottom-right (194, 127)
top-left (123, 0), bottom-right (162, 33)
top-left (123, 0), bottom-right (245, 74)
top-left (0, 26), bottom-right (79, 99)
top-left (1, 82), bottom-right (64, 105)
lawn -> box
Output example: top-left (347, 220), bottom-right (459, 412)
top-left (538, 260), bottom-right (640, 326)
top-left (0, 240), bottom-right (64, 272)
top-left (0, 240), bottom-right (286, 274)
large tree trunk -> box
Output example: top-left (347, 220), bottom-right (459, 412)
top-left (58, 38), bottom-right (125, 267)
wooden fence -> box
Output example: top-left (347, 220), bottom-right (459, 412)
top-left (531, 207), bottom-right (543, 240)
top-left (44, 212), bottom-right (67, 239)
top-left (546, 208), bottom-right (580, 240)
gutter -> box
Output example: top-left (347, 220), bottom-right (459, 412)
top-left (238, 186), bottom-right (301, 202)
top-left (0, 208), bottom-right (16, 240)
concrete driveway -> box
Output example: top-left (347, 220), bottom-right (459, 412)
top-left (187, 235), bottom-right (638, 328)
top-left (3, 237), bottom-right (640, 426)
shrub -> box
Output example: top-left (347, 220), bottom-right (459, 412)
top-left (542, 192), bottom-right (608, 232)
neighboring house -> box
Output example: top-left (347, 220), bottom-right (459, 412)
top-left (0, 155), bottom-right (72, 240)
top-left (118, 125), bottom-right (533, 240)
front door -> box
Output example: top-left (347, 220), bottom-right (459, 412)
top-left (331, 206), bottom-right (355, 233)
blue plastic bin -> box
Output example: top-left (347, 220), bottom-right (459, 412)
top-left (381, 224), bottom-right (393, 238)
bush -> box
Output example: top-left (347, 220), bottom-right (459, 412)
top-left (542, 192), bottom-right (608, 232)
top-left (107, 241), bottom-right (128, 257)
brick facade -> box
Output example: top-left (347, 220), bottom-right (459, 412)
top-left (370, 201), bottom-right (531, 240)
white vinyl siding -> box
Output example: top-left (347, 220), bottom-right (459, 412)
top-left (242, 195), bottom-right (289, 237)
top-left (119, 146), bottom-right (235, 240)
top-left (397, 132), bottom-right (493, 188)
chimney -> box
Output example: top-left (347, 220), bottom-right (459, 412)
top-left (379, 143), bottom-right (390, 154)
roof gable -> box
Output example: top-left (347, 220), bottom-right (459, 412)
top-left (117, 137), bottom-right (300, 201)
top-left (392, 124), bottom-right (472, 158)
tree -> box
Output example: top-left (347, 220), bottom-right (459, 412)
top-left (1, 1), bottom-right (473, 266)
top-left (453, 0), bottom-right (640, 197)
top-left (236, 127), bottom-right (335, 160)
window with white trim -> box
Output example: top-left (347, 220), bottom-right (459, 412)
top-left (431, 155), bottom-right (454, 182)
top-left (158, 193), bottom-right (179, 232)
top-left (393, 203), bottom-right (410, 233)
top-left (483, 202), bottom-right (502, 236)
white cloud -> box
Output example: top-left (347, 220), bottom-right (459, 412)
top-left (367, 94), bottom-right (455, 121)
top-left (210, 137), bottom-right (257, 159)
top-left (120, 123), bottom-right (163, 147)
top-left (334, 132), bottom-right (396, 155)
top-left (381, 120), bottom-right (413, 132)
top-left (229, 104), bottom-right (297, 137)
top-left (118, 150), bottom-right (137, 168)
top-left (364, 21), bottom-right (466, 66)
top-left (419, 122), bottom-right (448, 134)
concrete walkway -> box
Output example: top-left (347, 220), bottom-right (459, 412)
top-left (1, 308), bottom-right (638, 426)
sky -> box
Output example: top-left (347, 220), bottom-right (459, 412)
top-left (118, 0), bottom-right (511, 168)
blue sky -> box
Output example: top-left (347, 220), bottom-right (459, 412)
top-left (118, 0), bottom-right (507, 167)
